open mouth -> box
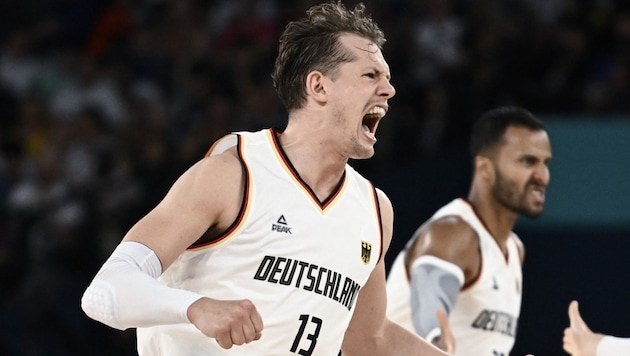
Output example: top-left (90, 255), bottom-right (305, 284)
top-left (527, 184), bottom-right (546, 203)
top-left (362, 106), bottom-right (386, 136)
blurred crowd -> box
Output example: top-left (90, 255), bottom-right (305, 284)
top-left (0, 0), bottom-right (629, 354)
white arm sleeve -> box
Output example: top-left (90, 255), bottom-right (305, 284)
top-left (81, 241), bottom-right (203, 330)
top-left (409, 255), bottom-right (464, 341)
top-left (597, 336), bottom-right (630, 356)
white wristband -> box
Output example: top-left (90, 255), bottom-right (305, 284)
top-left (426, 327), bottom-right (442, 344)
top-left (81, 241), bottom-right (203, 330)
top-left (597, 335), bottom-right (630, 356)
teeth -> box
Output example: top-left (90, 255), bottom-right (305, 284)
top-left (366, 107), bottom-right (386, 117)
top-left (530, 189), bottom-right (544, 199)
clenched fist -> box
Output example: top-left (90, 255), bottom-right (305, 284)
top-left (187, 297), bottom-right (264, 349)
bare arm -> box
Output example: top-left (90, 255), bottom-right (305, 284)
top-left (122, 148), bottom-right (244, 269)
top-left (405, 216), bottom-right (480, 285)
top-left (341, 189), bottom-right (450, 356)
top-left (82, 146), bottom-right (263, 348)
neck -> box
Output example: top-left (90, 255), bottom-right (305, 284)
top-left (277, 127), bottom-right (347, 201)
top-left (467, 192), bottom-right (517, 251)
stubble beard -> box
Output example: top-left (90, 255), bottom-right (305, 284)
top-left (334, 109), bottom-right (374, 160)
top-left (492, 169), bottom-right (544, 219)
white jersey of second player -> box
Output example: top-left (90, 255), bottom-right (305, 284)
top-left (386, 198), bottom-right (522, 356)
top-left (137, 128), bottom-right (384, 355)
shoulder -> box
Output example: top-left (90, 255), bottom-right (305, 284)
top-left (374, 188), bottom-right (392, 213)
top-left (171, 143), bottom-right (244, 221)
top-left (418, 215), bottom-right (478, 250)
top-left (374, 188), bottom-right (394, 250)
top-left (192, 146), bottom-right (243, 183)
top-left (405, 214), bottom-right (479, 272)
top-left (204, 130), bottom-right (269, 158)
top-left (205, 133), bottom-right (239, 157)
top-left (428, 215), bottom-right (477, 239)
top-left (176, 145), bottom-right (246, 237)
top-left (374, 188), bottom-right (394, 229)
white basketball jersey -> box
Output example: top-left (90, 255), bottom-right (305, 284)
top-left (386, 198), bottom-right (522, 356)
top-left (137, 129), bottom-right (383, 355)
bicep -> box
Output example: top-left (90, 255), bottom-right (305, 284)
top-left (344, 189), bottom-right (392, 341)
top-left (405, 217), bottom-right (479, 280)
top-left (343, 260), bottom-right (389, 350)
top-left (375, 188), bottom-right (394, 253)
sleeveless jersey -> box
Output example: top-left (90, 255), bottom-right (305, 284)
top-left (386, 198), bottom-right (522, 356)
top-left (137, 128), bottom-right (384, 355)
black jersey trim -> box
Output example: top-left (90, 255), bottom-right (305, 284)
top-left (270, 129), bottom-right (347, 211)
top-left (189, 134), bottom-right (250, 249)
top-left (371, 184), bottom-right (385, 264)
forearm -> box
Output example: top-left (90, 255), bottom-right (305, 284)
top-left (410, 255), bottom-right (463, 339)
top-left (382, 320), bottom-right (450, 356)
top-left (81, 241), bottom-right (203, 330)
top-left (342, 319), bottom-right (448, 356)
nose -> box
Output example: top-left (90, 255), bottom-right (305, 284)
top-left (379, 79), bottom-right (396, 99)
top-left (532, 164), bottom-right (550, 185)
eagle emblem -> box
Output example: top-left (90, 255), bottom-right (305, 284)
top-left (361, 241), bottom-right (372, 264)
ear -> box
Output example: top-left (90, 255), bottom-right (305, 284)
top-left (475, 155), bottom-right (494, 181)
top-left (305, 71), bottom-right (327, 103)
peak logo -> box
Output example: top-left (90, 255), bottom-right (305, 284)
top-left (272, 215), bottom-right (292, 234)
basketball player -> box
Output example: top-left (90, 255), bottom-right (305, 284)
top-left (564, 300), bottom-right (630, 355)
top-left (386, 106), bottom-right (552, 355)
top-left (81, 2), bottom-right (449, 355)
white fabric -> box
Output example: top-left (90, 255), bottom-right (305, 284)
top-left (386, 198), bottom-right (523, 356)
top-left (205, 133), bottom-right (237, 156)
top-left (137, 129), bottom-right (383, 355)
top-left (81, 241), bottom-right (203, 330)
top-left (425, 327), bottom-right (442, 346)
top-left (597, 336), bottom-right (630, 356)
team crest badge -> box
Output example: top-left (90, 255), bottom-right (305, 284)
top-left (361, 241), bottom-right (372, 264)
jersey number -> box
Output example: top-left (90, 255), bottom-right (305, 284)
top-left (290, 314), bottom-right (322, 355)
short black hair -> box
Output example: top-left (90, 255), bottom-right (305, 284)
top-left (470, 106), bottom-right (545, 158)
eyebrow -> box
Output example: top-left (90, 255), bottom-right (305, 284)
top-left (370, 67), bottom-right (391, 81)
top-left (352, 44), bottom-right (391, 80)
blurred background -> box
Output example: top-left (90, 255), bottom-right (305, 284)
top-left (0, 0), bottom-right (628, 355)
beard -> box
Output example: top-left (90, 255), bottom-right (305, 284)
top-left (492, 168), bottom-right (544, 219)
top-left (331, 106), bottom-right (375, 160)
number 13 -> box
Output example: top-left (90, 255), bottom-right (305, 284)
top-left (290, 314), bottom-right (322, 355)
